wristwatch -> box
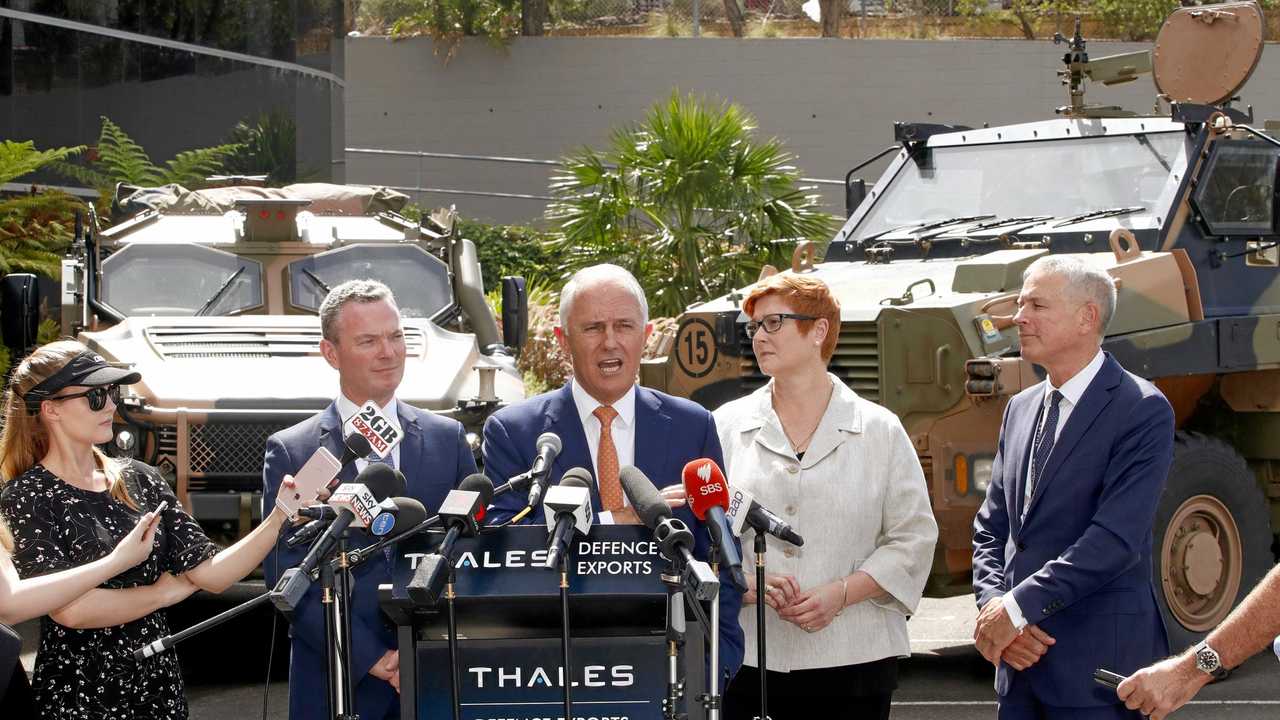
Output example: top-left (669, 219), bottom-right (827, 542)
top-left (1192, 640), bottom-right (1228, 680)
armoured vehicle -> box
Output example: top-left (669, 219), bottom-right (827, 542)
top-left (1, 182), bottom-right (527, 543)
top-left (645, 1), bottom-right (1279, 647)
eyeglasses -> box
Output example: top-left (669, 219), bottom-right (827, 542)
top-left (48, 384), bottom-right (122, 412)
top-left (745, 313), bottom-right (818, 338)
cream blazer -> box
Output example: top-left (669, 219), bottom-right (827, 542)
top-left (714, 374), bottom-right (938, 671)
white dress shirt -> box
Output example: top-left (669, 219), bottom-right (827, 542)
top-left (1006, 350), bottom-right (1105, 630)
top-left (570, 380), bottom-right (637, 523)
top-left (336, 394), bottom-right (403, 472)
top-left (714, 374), bottom-right (938, 671)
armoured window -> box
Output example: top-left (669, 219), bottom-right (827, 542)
top-left (1192, 141), bottom-right (1279, 236)
top-left (100, 243), bottom-right (264, 316)
top-left (287, 244), bottom-right (453, 320)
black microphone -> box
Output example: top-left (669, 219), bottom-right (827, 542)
top-left (543, 469), bottom-right (593, 570)
top-left (269, 464), bottom-right (400, 616)
top-left (369, 497), bottom-right (429, 537)
top-left (337, 433), bottom-right (373, 470)
top-left (407, 474), bottom-right (494, 605)
top-left (526, 432), bottom-right (563, 509)
top-left (619, 466), bottom-right (719, 601)
top-left (725, 485), bottom-right (804, 547)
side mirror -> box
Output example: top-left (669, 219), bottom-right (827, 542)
top-left (1, 273), bottom-right (41, 356)
top-left (845, 176), bottom-right (867, 219)
top-left (501, 276), bottom-right (528, 357)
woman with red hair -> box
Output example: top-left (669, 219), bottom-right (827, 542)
top-left (716, 273), bottom-right (938, 720)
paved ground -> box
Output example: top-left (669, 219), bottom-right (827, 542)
top-left (18, 593), bottom-right (1280, 719)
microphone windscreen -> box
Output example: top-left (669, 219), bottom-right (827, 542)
top-left (560, 467), bottom-right (592, 490)
top-left (354, 463), bottom-right (400, 501)
top-left (619, 466), bottom-right (670, 529)
top-left (390, 469), bottom-right (408, 497)
top-left (388, 497), bottom-right (429, 527)
top-left (537, 431), bottom-right (563, 455)
top-left (344, 433), bottom-right (373, 461)
top-left (682, 458), bottom-right (729, 521)
top-left (460, 472), bottom-right (495, 508)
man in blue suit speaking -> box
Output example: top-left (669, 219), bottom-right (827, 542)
top-left (972, 256), bottom-right (1174, 719)
top-left (483, 263), bottom-right (745, 686)
top-left (263, 280), bottom-right (477, 720)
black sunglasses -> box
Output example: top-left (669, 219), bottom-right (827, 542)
top-left (745, 313), bottom-right (818, 338)
top-left (48, 384), bottom-right (122, 412)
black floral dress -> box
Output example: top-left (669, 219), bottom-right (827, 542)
top-left (0, 461), bottom-right (218, 720)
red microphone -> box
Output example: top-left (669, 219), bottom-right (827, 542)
top-left (681, 459), bottom-right (748, 592)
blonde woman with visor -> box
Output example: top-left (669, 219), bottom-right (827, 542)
top-left (0, 340), bottom-right (297, 719)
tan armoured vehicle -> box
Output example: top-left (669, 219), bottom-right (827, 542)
top-left (2, 182), bottom-right (527, 544)
top-left (645, 2), bottom-right (1279, 647)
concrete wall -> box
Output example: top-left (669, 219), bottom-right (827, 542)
top-left (345, 36), bottom-right (1280, 225)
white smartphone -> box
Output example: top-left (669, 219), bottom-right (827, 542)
top-left (275, 446), bottom-right (342, 518)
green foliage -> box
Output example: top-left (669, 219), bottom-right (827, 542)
top-left (461, 219), bottom-right (565, 293)
top-left (546, 92), bottom-right (835, 318)
top-left (0, 140), bottom-right (86, 278)
top-left (1090, 0), bottom-right (1177, 41)
top-left (52, 116), bottom-right (242, 195)
top-left (387, 0), bottom-right (521, 59)
top-left (0, 141), bottom-right (83, 185)
top-left (223, 110), bottom-right (300, 185)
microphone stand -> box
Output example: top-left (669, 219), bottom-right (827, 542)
top-left (445, 564), bottom-right (461, 720)
top-left (705, 552), bottom-right (722, 720)
top-left (660, 569), bottom-right (688, 720)
top-left (323, 532), bottom-right (358, 720)
top-left (754, 532), bottom-right (769, 720)
top-left (558, 549), bottom-right (575, 720)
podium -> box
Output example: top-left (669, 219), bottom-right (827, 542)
top-left (381, 526), bottom-right (708, 720)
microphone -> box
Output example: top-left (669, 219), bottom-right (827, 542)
top-left (346, 400), bottom-right (405, 460)
top-left (269, 464), bottom-right (401, 616)
top-left (682, 459), bottom-right (748, 592)
top-left (407, 474), bottom-right (494, 605)
top-left (369, 497), bottom-right (429, 537)
top-left (543, 468), bottom-right (594, 570)
top-left (619, 466), bottom-right (719, 602)
top-left (526, 432), bottom-right (563, 508)
top-left (725, 485), bottom-right (804, 547)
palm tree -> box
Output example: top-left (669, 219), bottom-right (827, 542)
top-left (547, 92), bottom-right (833, 318)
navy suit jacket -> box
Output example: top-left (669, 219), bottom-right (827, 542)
top-left (263, 402), bottom-right (477, 720)
top-left (482, 383), bottom-right (746, 684)
top-left (972, 353), bottom-right (1173, 708)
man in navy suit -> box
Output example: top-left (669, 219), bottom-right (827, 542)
top-left (263, 280), bottom-right (477, 720)
top-left (483, 263), bottom-right (745, 685)
top-left (972, 256), bottom-right (1174, 719)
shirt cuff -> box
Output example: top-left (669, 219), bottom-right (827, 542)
top-left (598, 510), bottom-right (615, 525)
top-left (1004, 593), bottom-right (1029, 631)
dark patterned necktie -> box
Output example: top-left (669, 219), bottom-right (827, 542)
top-left (1026, 390), bottom-right (1063, 512)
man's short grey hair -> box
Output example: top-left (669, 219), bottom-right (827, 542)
top-left (558, 264), bottom-right (649, 330)
top-left (1024, 256), bottom-right (1117, 336)
top-left (320, 279), bottom-right (396, 342)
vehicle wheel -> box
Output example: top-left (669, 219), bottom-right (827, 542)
top-left (1153, 432), bottom-right (1273, 651)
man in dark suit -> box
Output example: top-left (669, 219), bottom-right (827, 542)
top-left (483, 263), bottom-right (745, 684)
top-left (972, 256), bottom-right (1174, 719)
top-left (263, 280), bottom-right (477, 720)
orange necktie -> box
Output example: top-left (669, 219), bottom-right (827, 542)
top-left (593, 405), bottom-right (623, 511)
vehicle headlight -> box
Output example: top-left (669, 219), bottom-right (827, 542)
top-left (972, 457), bottom-right (994, 493)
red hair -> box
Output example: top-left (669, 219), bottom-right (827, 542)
top-left (743, 274), bottom-right (841, 362)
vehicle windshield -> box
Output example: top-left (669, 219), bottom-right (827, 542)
top-left (100, 243), bottom-right (263, 316)
top-left (288, 244), bottom-right (453, 318)
top-left (853, 132), bottom-right (1189, 242)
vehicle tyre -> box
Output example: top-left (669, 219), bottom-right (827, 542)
top-left (1153, 432), bottom-right (1273, 651)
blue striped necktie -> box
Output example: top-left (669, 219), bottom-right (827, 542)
top-left (1026, 390), bottom-right (1062, 513)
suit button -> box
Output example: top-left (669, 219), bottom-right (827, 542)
top-left (784, 505), bottom-right (796, 515)
top-left (1016, 542), bottom-right (1027, 551)
top-left (783, 548), bottom-right (796, 558)
top-left (786, 465), bottom-right (799, 475)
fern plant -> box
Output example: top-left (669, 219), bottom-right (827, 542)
top-left (52, 116), bottom-right (243, 195)
top-left (0, 140), bottom-right (86, 278)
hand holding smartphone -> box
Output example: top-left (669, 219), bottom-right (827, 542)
top-left (274, 447), bottom-right (341, 519)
